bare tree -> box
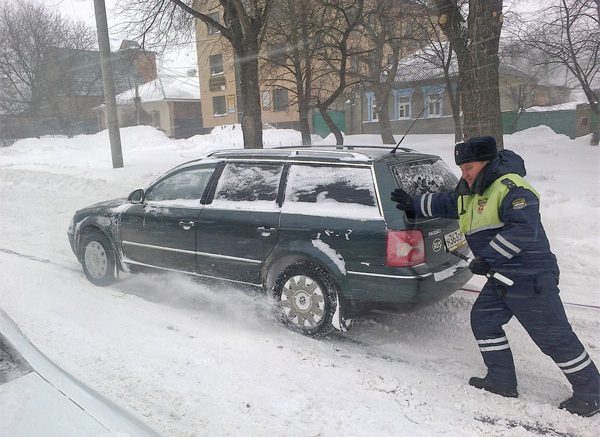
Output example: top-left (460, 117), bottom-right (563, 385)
top-left (119, 0), bottom-right (271, 149)
top-left (0, 1), bottom-right (96, 134)
top-left (515, 0), bottom-right (599, 145)
top-left (496, 37), bottom-right (548, 132)
top-left (260, 0), bottom-right (327, 145)
top-left (352, 0), bottom-right (409, 144)
top-left (407, 2), bottom-right (463, 142)
top-left (432, 0), bottom-right (505, 148)
top-left (313, 0), bottom-right (365, 145)
top-left (502, 78), bottom-right (537, 131)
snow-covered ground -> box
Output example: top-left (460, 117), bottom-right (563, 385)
top-left (0, 125), bottom-right (598, 436)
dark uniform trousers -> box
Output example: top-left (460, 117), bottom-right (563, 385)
top-left (471, 273), bottom-right (600, 403)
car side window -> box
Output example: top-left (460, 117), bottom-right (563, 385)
top-left (145, 166), bottom-right (215, 206)
top-left (283, 164), bottom-right (380, 218)
top-left (211, 162), bottom-right (283, 209)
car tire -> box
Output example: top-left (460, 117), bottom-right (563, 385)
top-left (272, 262), bottom-right (337, 337)
top-left (80, 231), bottom-right (116, 286)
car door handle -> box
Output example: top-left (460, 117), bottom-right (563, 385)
top-left (257, 226), bottom-right (277, 235)
top-left (179, 221), bottom-right (195, 230)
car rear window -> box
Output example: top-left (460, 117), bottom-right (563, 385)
top-left (0, 334), bottom-right (32, 385)
top-left (391, 159), bottom-right (458, 196)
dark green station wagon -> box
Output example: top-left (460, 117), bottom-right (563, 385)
top-left (68, 146), bottom-right (472, 336)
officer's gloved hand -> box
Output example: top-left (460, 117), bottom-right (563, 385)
top-left (469, 257), bottom-right (491, 276)
top-left (390, 189), bottom-right (415, 214)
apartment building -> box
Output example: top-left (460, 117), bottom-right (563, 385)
top-left (195, 5), bottom-right (299, 130)
top-left (195, 1), bottom-right (426, 136)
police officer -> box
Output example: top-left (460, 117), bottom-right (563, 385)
top-left (391, 136), bottom-right (599, 416)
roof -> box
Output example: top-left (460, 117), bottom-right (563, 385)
top-left (47, 46), bottom-right (156, 97)
top-left (115, 74), bottom-right (200, 104)
top-left (394, 44), bottom-right (459, 83)
top-left (394, 42), bottom-right (533, 84)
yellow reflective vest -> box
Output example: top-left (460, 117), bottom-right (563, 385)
top-left (458, 173), bottom-right (539, 236)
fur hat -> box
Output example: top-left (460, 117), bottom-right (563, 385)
top-left (454, 136), bottom-right (498, 165)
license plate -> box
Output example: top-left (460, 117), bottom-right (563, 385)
top-left (444, 229), bottom-right (466, 252)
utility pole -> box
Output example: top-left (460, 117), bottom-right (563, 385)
top-left (94, 0), bottom-right (123, 168)
top-left (134, 84), bottom-right (141, 126)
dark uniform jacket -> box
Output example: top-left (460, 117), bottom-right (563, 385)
top-left (411, 150), bottom-right (559, 283)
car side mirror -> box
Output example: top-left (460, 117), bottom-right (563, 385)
top-left (128, 189), bottom-right (145, 204)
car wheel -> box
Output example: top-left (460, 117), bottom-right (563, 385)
top-left (81, 231), bottom-right (116, 286)
top-left (273, 262), bottom-right (337, 337)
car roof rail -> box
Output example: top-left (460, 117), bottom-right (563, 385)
top-left (273, 144), bottom-right (416, 153)
top-left (207, 148), bottom-right (372, 162)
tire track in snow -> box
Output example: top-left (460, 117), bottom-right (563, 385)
top-left (0, 247), bottom-right (51, 264)
top-left (0, 246), bottom-right (80, 274)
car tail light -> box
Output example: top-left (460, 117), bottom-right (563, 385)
top-left (386, 230), bottom-right (425, 267)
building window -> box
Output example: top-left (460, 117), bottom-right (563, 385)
top-left (209, 54), bottom-right (224, 76)
top-left (426, 92), bottom-right (442, 118)
top-left (269, 42), bottom-right (287, 66)
top-left (207, 12), bottom-right (220, 35)
top-left (227, 95), bottom-right (236, 113)
top-left (393, 89), bottom-right (412, 120)
top-left (397, 97), bottom-right (411, 119)
top-left (262, 91), bottom-right (271, 110)
top-left (580, 116), bottom-right (589, 126)
top-left (213, 96), bottom-right (226, 116)
top-left (272, 88), bottom-right (289, 111)
top-left (209, 75), bottom-right (226, 92)
top-left (366, 92), bottom-right (378, 122)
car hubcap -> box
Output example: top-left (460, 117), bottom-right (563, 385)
top-left (280, 275), bottom-right (325, 328)
top-left (84, 241), bottom-right (108, 279)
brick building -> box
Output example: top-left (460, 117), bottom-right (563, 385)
top-left (26, 40), bottom-right (157, 138)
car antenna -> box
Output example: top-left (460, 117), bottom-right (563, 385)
top-left (390, 105), bottom-right (427, 154)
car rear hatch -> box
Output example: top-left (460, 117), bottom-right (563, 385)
top-left (385, 155), bottom-right (469, 270)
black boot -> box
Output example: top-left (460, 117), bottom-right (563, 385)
top-left (469, 376), bottom-right (518, 398)
top-left (559, 397), bottom-right (599, 417)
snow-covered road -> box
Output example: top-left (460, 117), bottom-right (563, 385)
top-left (1, 126), bottom-right (598, 436)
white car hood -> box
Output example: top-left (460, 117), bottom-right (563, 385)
top-left (0, 372), bottom-right (117, 436)
top-left (0, 309), bottom-right (159, 437)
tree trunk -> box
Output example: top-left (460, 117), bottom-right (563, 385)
top-left (591, 104), bottom-right (599, 146)
top-left (445, 78), bottom-right (462, 143)
top-left (434, 0), bottom-right (504, 148)
top-left (235, 39), bottom-right (263, 149)
top-left (298, 97), bottom-right (312, 145)
top-left (378, 105), bottom-right (395, 144)
top-left (375, 88), bottom-right (394, 144)
top-left (458, 57), bottom-right (503, 148)
top-left (319, 106), bottom-right (343, 145)
top-left (221, 0), bottom-right (265, 149)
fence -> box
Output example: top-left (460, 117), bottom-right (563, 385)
top-left (502, 109), bottom-right (577, 139)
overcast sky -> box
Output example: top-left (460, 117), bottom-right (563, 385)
top-left (41, 0), bottom-right (197, 72)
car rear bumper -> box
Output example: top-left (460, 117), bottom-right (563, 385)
top-left (343, 260), bottom-right (472, 316)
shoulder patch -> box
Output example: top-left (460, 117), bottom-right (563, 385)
top-left (501, 178), bottom-right (518, 190)
top-left (512, 198), bottom-right (527, 209)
